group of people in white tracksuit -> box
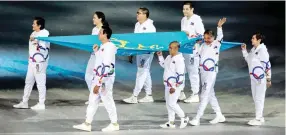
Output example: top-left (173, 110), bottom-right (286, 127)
top-left (12, 1), bottom-right (272, 132)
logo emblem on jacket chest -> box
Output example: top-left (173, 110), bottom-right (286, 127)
top-left (143, 27), bottom-right (146, 30)
top-left (190, 22), bottom-right (194, 25)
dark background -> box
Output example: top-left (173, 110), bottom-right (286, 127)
top-left (0, 1), bottom-right (284, 49)
top-left (0, 1), bottom-right (284, 95)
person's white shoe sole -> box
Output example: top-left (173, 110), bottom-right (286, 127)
top-left (122, 99), bottom-right (138, 104)
top-left (73, 125), bottom-right (91, 132)
top-left (184, 97), bottom-right (200, 103)
top-left (13, 105), bottom-right (29, 109)
top-left (160, 125), bottom-right (176, 129)
top-left (138, 99), bottom-right (154, 103)
top-left (101, 126), bottom-right (119, 132)
top-left (209, 116), bottom-right (226, 124)
top-left (189, 120), bottom-right (200, 126)
top-left (247, 121), bottom-right (263, 126)
top-left (30, 106), bottom-right (45, 110)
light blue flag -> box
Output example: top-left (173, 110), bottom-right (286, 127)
top-left (36, 31), bottom-right (241, 55)
top-left (0, 32), bottom-right (243, 79)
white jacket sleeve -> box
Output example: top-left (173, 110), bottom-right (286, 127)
top-left (94, 46), bottom-right (116, 86)
top-left (173, 57), bottom-right (185, 89)
top-left (216, 27), bottom-right (223, 41)
top-left (259, 48), bottom-right (271, 79)
top-left (158, 55), bottom-right (165, 68)
top-left (242, 49), bottom-right (249, 63)
top-left (147, 24), bottom-right (156, 33)
top-left (195, 19), bottom-right (205, 35)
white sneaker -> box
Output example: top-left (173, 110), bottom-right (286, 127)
top-left (178, 92), bottom-right (186, 100)
top-left (123, 95), bottom-right (138, 104)
top-left (138, 95), bottom-right (154, 103)
top-left (13, 102), bottom-right (28, 109)
top-left (160, 122), bottom-right (176, 128)
top-left (209, 115), bottom-right (226, 124)
top-left (85, 101), bottom-right (89, 105)
top-left (184, 94), bottom-right (200, 103)
top-left (247, 118), bottom-right (265, 126)
top-left (30, 103), bottom-right (45, 110)
top-left (73, 122), bottom-right (91, 132)
top-left (189, 118), bottom-right (200, 126)
top-left (180, 117), bottom-right (189, 128)
top-left (101, 123), bottom-right (119, 132)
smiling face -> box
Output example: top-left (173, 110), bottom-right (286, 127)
top-left (203, 33), bottom-right (215, 45)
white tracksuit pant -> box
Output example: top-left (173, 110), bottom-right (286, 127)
top-left (22, 62), bottom-right (47, 104)
top-left (165, 87), bottom-right (185, 121)
top-left (251, 78), bottom-right (267, 119)
top-left (85, 54), bottom-right (95, 91)
top-left (195, 71), bottom-right (222, 119)
top-left (86, 76), bottom-right (117, 123)
top-left (183, 55), bottom-right (200, 94)
top-left (133, 68), bottom-right (152, 96)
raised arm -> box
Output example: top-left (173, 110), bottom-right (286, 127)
top-left (216, 17), bottom-right (226, 41)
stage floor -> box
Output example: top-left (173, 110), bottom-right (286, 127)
top-left (0, 88), bottom-right (284, 135)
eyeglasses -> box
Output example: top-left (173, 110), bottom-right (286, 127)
top-left (137, 12), bottom-right (145, 14)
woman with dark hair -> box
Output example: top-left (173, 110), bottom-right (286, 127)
top-left (241, 33), bottom-right (271, 126)
top-left (85, 11), bottom-right (109, 105)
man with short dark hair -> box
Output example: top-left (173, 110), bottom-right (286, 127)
top-left (73, 25), bottom-right (119, 132)
top-left (181, 1), bottom-right (205, 103)
top-left (123, 7), bottom-right (156, 104)
top-left (13, 17), bottom-right (50, 110)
